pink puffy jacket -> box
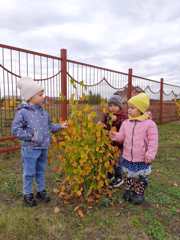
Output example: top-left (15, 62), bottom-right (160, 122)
top-left (111, 119), bottom-right (158, 163)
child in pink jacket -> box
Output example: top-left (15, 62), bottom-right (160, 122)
top-left (110, 93), bottom-right (158, 204)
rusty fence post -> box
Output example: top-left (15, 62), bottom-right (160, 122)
top-left (159, 78), bottom-right (164, 123)
top-left (60, 49), bottom-right (67, 121)
top-left (127, 68), bottom-right (133, 99)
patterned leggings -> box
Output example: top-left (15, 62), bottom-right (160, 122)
top-left (124, 176), bottom-right (148, 195)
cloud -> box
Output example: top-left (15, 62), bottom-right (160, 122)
top-left (0, 0), bottom-right (180, 87)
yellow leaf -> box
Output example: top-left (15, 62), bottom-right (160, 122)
top-left (96, 146), bottom-right (99, 151)
top-left (104, 161), bottom-right (110, 168)
top-left (102, 107), bottom-right (107, 113)
top-left (53, 188), bottom-right (59, 194)
top-left (76, 190), bottom-right (82, 197)
top-left (110, 126), bottom-right (117, 132)
top-left (97, 180), bottom-right (104, 188)
top-left (52, 135), bottom-right (57, 143)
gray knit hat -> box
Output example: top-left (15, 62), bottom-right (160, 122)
top-left (108, 95), bottom-right (123, 108)
top-left (17, 77), bottom-right (44, 101)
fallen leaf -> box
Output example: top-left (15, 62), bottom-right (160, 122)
top-left (173, 182), bottom-right (178, 187)
top-left (87, 196), bottom-right (95, 204)
top-left (54, 207), bottom-right (60, 214)
top-left (74, 205), bottom-right (80, 212)
top-left (77, 208), bottom-right (84, 218)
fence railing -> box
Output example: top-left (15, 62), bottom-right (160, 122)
top-left (0, 44), bottom-right (180, 153)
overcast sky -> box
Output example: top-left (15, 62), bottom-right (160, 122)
top-left (1, 0), bottom-right (180, 86)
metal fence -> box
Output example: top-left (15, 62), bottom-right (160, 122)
top-left (0, 44), bottom-right (180, 153)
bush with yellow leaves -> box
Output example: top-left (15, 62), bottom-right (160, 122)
top-left (50, 93), bottom-right (119, 205)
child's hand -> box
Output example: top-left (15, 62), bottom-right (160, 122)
top-left (61, 122), bottom-right (68, 129)
top-left (145, 158), bottom-right (152, 164)
top-left (97, 121), bottom-right (106, 128)
top-left (145, 152), bottom-right (152, 164)
top-left (111, 115), bottom-right (117, 122)
top-left (109, 131), bottom-right (117, 140)
top-left (145, 111), bottom-right (152, 119)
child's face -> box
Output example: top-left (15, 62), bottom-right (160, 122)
top-left (108, 103), bottom-right (121, 113)
top-left (128, 104), bottom-right (141, 117)
top-left (29, 90), bottom-right (45, 105)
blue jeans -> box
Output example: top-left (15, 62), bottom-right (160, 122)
top-left (21, 147), bottom-right (48, 195)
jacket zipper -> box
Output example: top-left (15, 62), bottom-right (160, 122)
top-left (131, 121), bottom-right (137, 161)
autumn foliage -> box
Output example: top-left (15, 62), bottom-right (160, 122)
top-left (50, 90), bottom-right (119, 206)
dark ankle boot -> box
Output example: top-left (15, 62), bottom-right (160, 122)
top-left (123, 190), bottom-right (134, 201)
top-left (36, 190), bottom-right (51, 203)
top-left (24, 193), bottom-right (37, 207)
top-left (131, 193), bottom-right (144, 204)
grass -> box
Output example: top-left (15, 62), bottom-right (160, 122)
top-left (0, 122), bottom-right (180, 240)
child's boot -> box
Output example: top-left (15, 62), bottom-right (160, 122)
top-left (110, 176), bottom-right (124, 188)
top-left (131, 193), bottom-right (144, 204)
top-left (36, 190), bottom-right (51, 203)
top-left (122, 177), bottom-right (135, 201)
top-left (24, 193), bottom-right (37, 207)
top-left (123, 190), bottom-right (134, 201)
top-left (109, 166), bottom-right (124, 188)
top-left (131, 176), bottom-right (147, 205)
